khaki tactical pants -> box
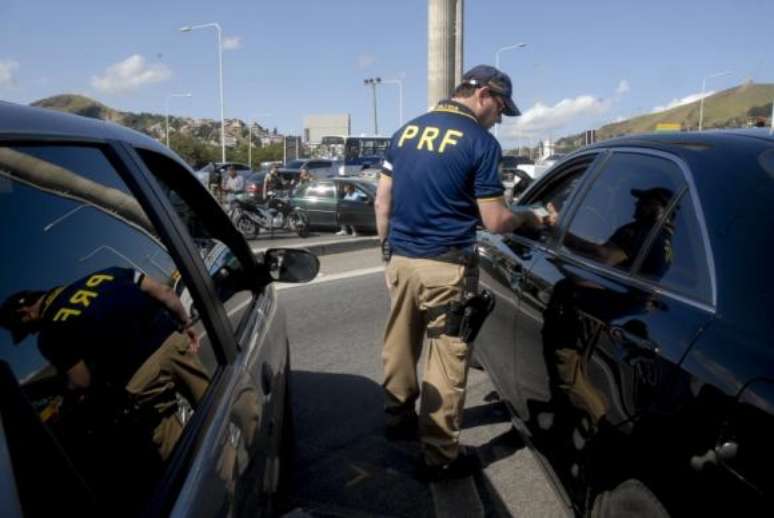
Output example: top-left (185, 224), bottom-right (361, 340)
top-left (126, 332), bottom-right (211, 461)
top-left (383, 255), bottom-right (471, 466)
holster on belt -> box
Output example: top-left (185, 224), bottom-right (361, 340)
top-left (425, 248), bottom-right (496, 343)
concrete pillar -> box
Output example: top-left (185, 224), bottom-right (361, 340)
top-left (455, 0), bottom-right (464, 86)
top-left (428, 0), bottom-right (460, 109)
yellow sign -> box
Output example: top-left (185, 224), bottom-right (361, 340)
top-left (656, 123), bottom-right (681, 132)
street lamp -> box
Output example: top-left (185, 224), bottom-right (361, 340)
top-left (364, 77), bottom-right (382, 135)
top-left (698, 71), bottom-right (731, 131)
top-left (494, 42), bottom-right (527, 139)
top-left (165, 93), bottom-right (192, 148)
top-left (248, 114), bottom-right (272, 169)
top-left (179, 23), bottom-right (225, 162)
top-left (382, 79), bottom-right (404, 127)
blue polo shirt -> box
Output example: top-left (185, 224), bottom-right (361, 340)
top-left (38, 267), bottom-right (178, 387)
top-left (382, 100), bottom-right (504, 257)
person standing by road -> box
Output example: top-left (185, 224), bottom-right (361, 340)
top-left (374, 65), bottom-right (554, 480)
top-left (221, 165), bottom-right (245, 210)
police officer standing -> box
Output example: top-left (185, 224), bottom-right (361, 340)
top-left (375, 65), bottom-right (553, 480)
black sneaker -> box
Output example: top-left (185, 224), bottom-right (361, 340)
top-left (418, 447), bottom-right (481, 481)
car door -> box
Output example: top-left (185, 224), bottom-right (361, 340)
top-left (295, 180), bottom-right (338, 229)
top-left (0, 141), bottom-right (239, 516)
top-left (476, 153), bottom-right (600, 417)
top-left (337, 182), bottom-right (375, 231)
top-left (128, 147), bottom-right (287, 517)
top-left (516, 149), bottom-right (716, 507)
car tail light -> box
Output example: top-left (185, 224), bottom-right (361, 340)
top-left (247, 183), bottom-right (258, 193)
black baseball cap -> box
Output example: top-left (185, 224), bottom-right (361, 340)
top-left (462, 65), bottom-right (520, 116)
top-left (0, 290), bottom-right (45, 344)
top-left (631, 187), bottom-right (674, 206)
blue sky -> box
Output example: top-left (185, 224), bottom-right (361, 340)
top-left (1, 0), bottom-right (771, 148)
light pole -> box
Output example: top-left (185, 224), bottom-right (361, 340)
top-left (494, 42), bottom-right (527, 139)
top-left (165, 93), bottom-right (192, 148)
top-left (698, 71), bottom-right (730, 131)
top-left (248, 114), bottom-right (272, 169)
top-left (179, 23), bottom-right (225, 162)
top-left (364, 77), bottom-right (381, 135)
top-left (382, 79), bottom-right (404, 127)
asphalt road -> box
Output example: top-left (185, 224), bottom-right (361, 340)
top-left (277, 249), bottom-right (572, 518)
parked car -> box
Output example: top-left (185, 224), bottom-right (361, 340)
top-left (291, 178), bottom-right (377, 233)
top-left (0, 102), bottom-right (320, 517)
top-left (474, 129), bottom-right (774, 517)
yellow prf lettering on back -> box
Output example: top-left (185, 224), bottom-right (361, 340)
top-left (70, 289), bottom-right (98, 308)
top-left (86, 273), bottom-right (114, 288)
top-left (417, 126), bottom-right (440, 151)
top-left (53, 307), bottom-right (81, 322)
top-left (438, 129), bottom-right (464, 152)
top-left (398, 125), bottom-right (419, 147)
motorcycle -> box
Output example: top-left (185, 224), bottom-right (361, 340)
top-left (229, 193), bottom-right (309, 239)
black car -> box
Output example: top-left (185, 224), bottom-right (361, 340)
top-left (0, 102), bottom-right (319, 517)
top-left (291, 178), bottom-right (377, 233)
top-left (474, 129), bottom-right (774, 516)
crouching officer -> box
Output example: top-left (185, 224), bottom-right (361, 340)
top-left (0, 266), bottom-right (210, 461)
top-left (375, 65), bottom-right (554, 480)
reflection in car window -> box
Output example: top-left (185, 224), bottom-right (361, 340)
top-left (636, 191), bottom-right (712, 302)
top-left (562, 152), bottom-right (686, 273)
top-left (135, 150), bottom-right (254, 332)
top-left (0, 145), bottom-right (213, 514)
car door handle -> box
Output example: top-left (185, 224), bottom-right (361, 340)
top-left (610, 326), bottom-right (660, 354)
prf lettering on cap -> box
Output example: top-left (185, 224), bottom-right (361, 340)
top-left (397, 125), bottom-right (463, 154)
top-left (52, 273), bottom-right (115, 322)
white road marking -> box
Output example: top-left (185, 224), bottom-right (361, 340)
top-left (275, 265), bottom-right (385, 290)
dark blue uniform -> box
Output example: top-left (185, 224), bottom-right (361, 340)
top-left (38, 267), bottom-right (177, 387)
top-left (382, 100), bottom-right (504, 257)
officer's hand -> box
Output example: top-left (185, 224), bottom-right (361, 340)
top-left (544, 203), bottom-right (559, 227)
top-left (186, 327), bottom-right (200, 354)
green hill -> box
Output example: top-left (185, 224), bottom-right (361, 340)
top-left (28, 94), bottom-right (281, 166)
top-left (31, 94), bottom-right (124, 123)
top-left (557, 81), bottom-right (774, 150)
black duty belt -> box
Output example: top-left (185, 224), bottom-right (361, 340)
top-left (429, 247), bottom-right (478, 267)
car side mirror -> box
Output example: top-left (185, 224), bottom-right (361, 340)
top-left (264, 248), bottom-right (320, 283)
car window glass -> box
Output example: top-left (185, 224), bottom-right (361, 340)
top-left (306, 182), bottom-right (335, 200)
top-left (635, 191), bottom-right (712, 303)
top-left (0, 144), bottom-right (214, 514)
top-left (562, 152), bottom-right (686, 273)
top-left (135, 150), bottom-right (254, 332)
top-left (512, 154), bottom-right (594, 242)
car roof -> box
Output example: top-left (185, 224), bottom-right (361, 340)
top-left (0, 101), bottom-right (186, 166)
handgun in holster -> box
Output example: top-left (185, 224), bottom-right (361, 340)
top-left (427, 251), bottom-right (496, 342)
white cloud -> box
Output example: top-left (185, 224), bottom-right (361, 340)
top-left (357, 53), bottom-right (376, 69)
top-left (651, 91), bottom-right (713, 113)
top-left (505, 95), bottom-right (611, 139)
top-left (91, 54), bottom-right (171, 94)
top-left (0, 59), bottom-right (19, 87)
top-left (616, 80), bottom-right (630, 94)
top-left (223, 36), bottom-right (242, 50)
